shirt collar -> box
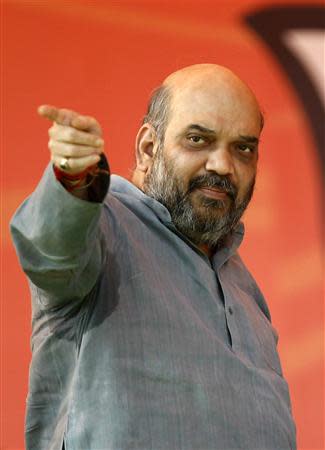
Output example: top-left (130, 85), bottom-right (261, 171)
top-left (211, 222), bottom-right (244, 269)
top-left (110, 175), bottom-right (172, 222)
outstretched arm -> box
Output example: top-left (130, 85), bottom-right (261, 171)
top-left (10, 106), bottom-right (110, 308)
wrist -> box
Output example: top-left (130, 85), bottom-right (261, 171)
top-left (53, 164), bottom-right (97, 192)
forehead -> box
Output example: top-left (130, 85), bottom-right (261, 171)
top-left (167, 82), bottom-right (262, 136)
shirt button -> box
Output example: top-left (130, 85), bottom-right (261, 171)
top-left (228, 307), bottom-right (234, 315)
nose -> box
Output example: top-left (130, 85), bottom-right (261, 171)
top-left (205, 146), bottom-right (234, 176)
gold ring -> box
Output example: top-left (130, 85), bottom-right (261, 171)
top-left (59, 157), bottom-right (70, 171)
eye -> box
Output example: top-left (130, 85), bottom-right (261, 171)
top-left (236, 143), bottom-right (255, 153)
top-left (187, 135), bottom-right (205, 144)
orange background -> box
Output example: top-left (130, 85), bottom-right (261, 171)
top-left (1, 1), bottom-right (324, 449)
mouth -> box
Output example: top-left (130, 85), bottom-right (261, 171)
top-left (197, 187), bottom-right (230, 200)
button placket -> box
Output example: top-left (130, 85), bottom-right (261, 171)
top-left (217, 271), bottom-right (241, 353)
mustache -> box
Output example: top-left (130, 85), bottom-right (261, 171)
top-left (188, 174), bottom-right (237, 200)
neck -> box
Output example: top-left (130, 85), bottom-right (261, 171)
top-left (131, 169), bottom-right (145, 191)
top-left (198, 243), bottom-right (214, 259)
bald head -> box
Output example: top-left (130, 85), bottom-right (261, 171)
top-left (165, 64), bottom-right (262, 129)
top-left (143, 64), bottom-right (263, 146)
top-left (163, 64), bottom-right (254, 93)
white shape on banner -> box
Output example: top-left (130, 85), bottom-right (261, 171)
top-left (284, 30), bottom-right (325, 105)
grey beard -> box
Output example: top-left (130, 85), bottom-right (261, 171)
top-left (143, 151), bottom-right (255, 249)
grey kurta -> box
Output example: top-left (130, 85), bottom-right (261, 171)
top-left (11, 166), bottom-right (296, 450)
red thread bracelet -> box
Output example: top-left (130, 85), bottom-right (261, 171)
top-left (53, 164), bottom-right (98, 182)
top-left (53, 164), bottom-right (100, 192)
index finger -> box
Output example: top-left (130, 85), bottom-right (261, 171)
top-left (70, 115), bottom-right (102, 136)
top-left (38, 105), bottom-right (102, 135)
top-left (38, 105), bottom-right (79, 126)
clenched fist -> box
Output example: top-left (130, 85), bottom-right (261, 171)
top-left (38, 105), bottom-right (104, 175)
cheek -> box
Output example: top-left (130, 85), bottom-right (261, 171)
top-left (235, 165), bottom-right (256, 193)
top-left (168, 155), bottom-right (201, 183)
top-left (175, 151), bottom-right (208, 177)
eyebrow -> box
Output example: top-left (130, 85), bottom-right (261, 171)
top-left (180, 124), bottom-right (259, 144)
top-left (238, 135), bottom-right (259, 144)
top-left (185, 124), bottom-right (216, 135)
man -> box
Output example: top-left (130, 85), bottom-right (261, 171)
top-left (11, 64), bottom-right (296, 450)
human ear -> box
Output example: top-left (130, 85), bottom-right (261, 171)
top-left (135, 124), bottom-right (158, 173)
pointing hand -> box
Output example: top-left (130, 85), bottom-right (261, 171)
top-left (38, 105), bottom-right (104, 175)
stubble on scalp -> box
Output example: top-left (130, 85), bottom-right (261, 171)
top-left (142, 85), bottom-right (171, 144)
